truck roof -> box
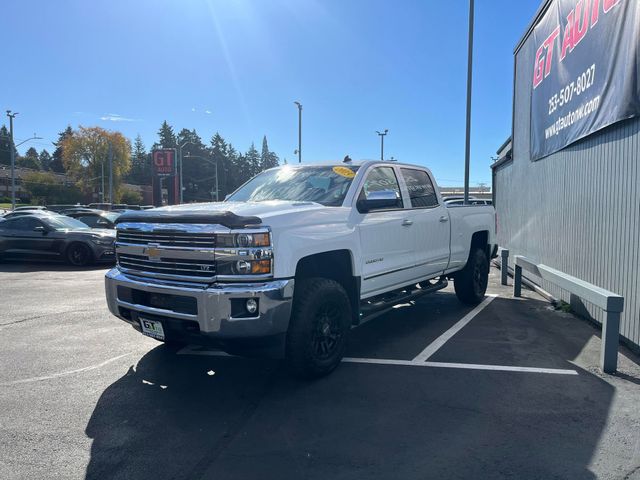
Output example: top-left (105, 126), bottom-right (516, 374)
top-left (281, 160), bottom-right (430, 170)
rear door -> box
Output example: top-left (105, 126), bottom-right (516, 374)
top-left (356, 166), bottom-right (416, 297)
top-left (399, 168), bottom-right (451, 278)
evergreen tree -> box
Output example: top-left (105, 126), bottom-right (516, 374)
top-left (210, 132), bottom-right (229, 199)
top-left (155, 121), bottom-right (177, 149)
top-left (177, 129), bottom-right (211, 202)
top-left (226, 144), bottom-right (242, 193)
top-left (0, 125), bottom-right (11, 166)
top-left (260, 136), bottom-right (279, 171)
top-left (245, 143), bottom-right (261, 178)
top-left (39, 149), bottom-right (52, 171)
top-left (128, 134), bottom-right (150, 185)
top-left (234, 151), bottom-right (252, 186)
top-left (51, 126), bottom-right (73, 173)
top-left (17, 147), bottom-right (42, 170)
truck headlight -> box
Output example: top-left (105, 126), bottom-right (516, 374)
top-left (217, 232), bottom-right (270, 248)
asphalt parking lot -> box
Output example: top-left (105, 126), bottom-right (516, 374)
top-left (1, 263), bottom-right (640, 480)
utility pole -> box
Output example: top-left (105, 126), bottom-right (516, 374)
top-left (376, 129), bottom-right (388, 160)
top-left (108, 142), bottom-right (113, 204)
top-left (294, 101), bottom-right (302, 163)
top-left (6, 111), bottom-right (18, 209)
top-left (101, 162), bottom-right (105, 203)
top-left (178, 141), bottom-right (194, 204)
top-left (464, 0), bottom-right (475, 205)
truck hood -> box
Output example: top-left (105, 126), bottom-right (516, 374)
top-left (115, 201), bottom-right (327, 229)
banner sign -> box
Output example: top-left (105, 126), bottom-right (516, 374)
top-left (530, 0), bottom-right (640, 160)
top-left (152, 149), bottom-right (176, 177)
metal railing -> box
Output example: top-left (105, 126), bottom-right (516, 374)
top-left (511, 254), bottom-right (624, 374)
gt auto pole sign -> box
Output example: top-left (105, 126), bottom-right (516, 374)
top-left (530, 0), bottom-right (639, 160)
top-left (152, 149), bottom-right (176, 177)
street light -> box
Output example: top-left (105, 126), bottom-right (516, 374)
top-left (6, 110), bottom-right (42, 209)
top-left (376, 129), bottom-right (388, 161)
top-left (294, 101), bottom-right (302, 163)
top-left (463, 0), bottom-right (475, 205)
top-left (6, 111), bottom-right (18, 209)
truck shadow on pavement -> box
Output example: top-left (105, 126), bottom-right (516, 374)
top-left (85, 295), bottom-right (616, 480)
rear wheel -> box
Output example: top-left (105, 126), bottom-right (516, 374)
top-left (66, 243), bottom-right (92, 266)
top-left (454, 247), bottom-right (489, 305)
top-left (286, 278), bottom-right (352, 379)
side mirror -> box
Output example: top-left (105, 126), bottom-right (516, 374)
top-left (224, 194), bottom-right (231, 201)
top-left (357, 190), bottom-right (399, 213)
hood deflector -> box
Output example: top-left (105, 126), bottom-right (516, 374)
top-left (115, 210), bottom-right (262, 229)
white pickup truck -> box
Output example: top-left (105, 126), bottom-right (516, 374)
top-left (105, 160), bottom-right (497, 377)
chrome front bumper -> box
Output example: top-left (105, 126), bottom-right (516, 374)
top-left (105, 268), bottom-right (294, 339)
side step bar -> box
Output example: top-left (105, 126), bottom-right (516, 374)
top-left (358, 277), bottom-right (448, 321)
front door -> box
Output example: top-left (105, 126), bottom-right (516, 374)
top-left (356, 166), bottom-right (416, 297)
top-left (4, 217), bottom-right (57, 257)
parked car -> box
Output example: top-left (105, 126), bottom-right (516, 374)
top-left (2, 209), bottom-right (59, 220)
top-left (47, 204), bottom-right (86, 213)
top-left (14, 205), bottom-right (48, 211)
top-left (0, 214), bottom-right (116, 266)
top-left (66, 210), bottom-right (120, 229)
top-left (105, 160), bottom-right (497, 377)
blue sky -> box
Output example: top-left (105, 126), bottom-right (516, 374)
top-left (2, 0), bottom-right (540, 187)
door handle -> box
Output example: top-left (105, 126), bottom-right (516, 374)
top-left (401, 219), bottom-right (413, 226)
top-left (439, 215), bottom-right (449, 222)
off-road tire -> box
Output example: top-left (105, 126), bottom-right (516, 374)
top-left (286, 278), bottom-right (352, 379)
top-left (66, 242), bottom-right (92, 266)
top-left (454, 247), bottom-right (489, 305)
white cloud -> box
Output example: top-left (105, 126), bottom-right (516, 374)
top-left (205, 110), bottom-right (212, 114)
top-left (191, 107), bottom-right (196, 112)
top-left (100, 113), bottom-right (137, 122)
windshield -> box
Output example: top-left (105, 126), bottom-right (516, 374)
top-left (103, 212), bottom-right (120, 222)
top-left (226, 165), bottom-right (359, 206)
top-left (43, 215), bottom-right (91, 231)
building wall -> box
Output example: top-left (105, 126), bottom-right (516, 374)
top-left (495, 25), bottom-right (640, 348)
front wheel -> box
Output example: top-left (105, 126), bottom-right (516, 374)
top-left (454, 247), bottom-right (489, 305)
top-left (66, 243), bottom-right (92, 266)
top-left (286, 278), bottom-right (352, 379)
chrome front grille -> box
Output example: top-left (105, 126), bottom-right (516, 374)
top-left (115, 222), bottom-right (273, 283)
top-left (117, 253), bottom-right (217, 279)
top-left (116, 230), bottom-right (216, 248)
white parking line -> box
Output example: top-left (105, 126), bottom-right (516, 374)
top-left (412, 294), bottom-right (497, 363)
top-left (0, 353), bottom-right (133, 387)
top-left (342, 357), bottom-right (578, 375)
top-left (176, 294), bottom-right (579, 376)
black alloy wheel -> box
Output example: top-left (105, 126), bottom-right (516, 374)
top-left (66, 243), bottom-right (92, 266)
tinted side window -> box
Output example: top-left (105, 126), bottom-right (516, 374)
top-left (77, 215), bottom-right (100, 228)
top-left (358, 167), bottom-right (403, 210)
top-left (400, 168), bottom-right (439, 208)
top-left (6, 217), bottom-right (42, 231)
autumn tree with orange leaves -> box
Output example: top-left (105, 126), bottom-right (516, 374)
top-left (62, 126), bottom-right (131, 202)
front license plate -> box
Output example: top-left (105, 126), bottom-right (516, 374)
top-left (139, 317), bottom-right (165, 340)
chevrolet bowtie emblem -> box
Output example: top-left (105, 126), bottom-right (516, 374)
top-left (144, 244), bottom-right (162, 262)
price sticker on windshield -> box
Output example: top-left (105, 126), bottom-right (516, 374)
top-left (333, 166), bottom-right (356, 178)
